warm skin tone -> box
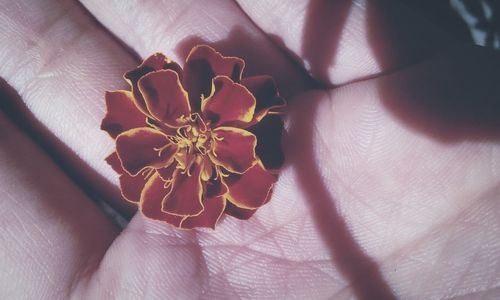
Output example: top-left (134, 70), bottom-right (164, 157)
top-left (1, 0), bottom-right (500, 299)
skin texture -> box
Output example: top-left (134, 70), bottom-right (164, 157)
top-left (0, 0), bottom-right (499, 299)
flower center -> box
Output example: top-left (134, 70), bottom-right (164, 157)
top-left (161, 113), bottom-right (215, 175)
top-left (185, 125), bottom-right (210, 155)
top-left (175, 114), bottom-right (212, 156)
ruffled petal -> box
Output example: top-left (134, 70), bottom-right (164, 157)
top-left (183, 45), bottom-right (244, 112)
top-left (124, 53), bottom-right (182, 115)
top-left (116, 127), bottom-right (177, 176)
top-left (162, 158), bottom-right (204, 216)
top-left (242, 75), bottom-right (285, 124)
top-left (106, 152), bottom-right (147, 203)
top-left (224, 161), bottom-right (277, 209)
top-left (202, 76), bottom-right (256, 127)
top-left (224, 201), bottom-right (257, 220)
top-left (101, 90), bottom-right (146, 138)
top-left (105, 151), bottom-right (124, 174)
top-left (140, 173), bottom-right (185, 227)
top-left (209, 127), bottom-right (257, 174)
top-left (138, 70), bottom-right (191, 127)
top-left (247, 115), bottom-right (285, 170)
top-left (180, 196), bottom-right (226, 229)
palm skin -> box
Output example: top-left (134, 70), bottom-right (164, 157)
top-left (1, 0), bottom-right (499, 299)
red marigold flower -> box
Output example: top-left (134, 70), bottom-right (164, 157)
top-left (102, 45), bottom-right (285, 229)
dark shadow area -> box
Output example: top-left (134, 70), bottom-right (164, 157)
top-left (377, 46), bottom-right (500, 142)
top-left (397, 0), bottom-right (473, 43)
top-left (367, 0), bottom-right (500, 142)
top-left (301, 0), bottom-right (352, 85)
top-left (287, 97), bottom-right (396, 300)
top-left (0, 79), bottom-right (136, 221)
top-left (366, 0), bottom-right (453, 75)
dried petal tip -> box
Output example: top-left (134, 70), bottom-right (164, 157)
top-left (102, 45), bottom-right (285, 229)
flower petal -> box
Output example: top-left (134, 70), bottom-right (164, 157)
top-left (183, 45), bottom-right (244, 112)
top-left (180, 196), bottom-right (226, 229)
top-left (106, 152), bottom-right (147, 203)
top-left (105, 151), bottom-right (124, 174)
top-left (116, 128), bottom-right (177, 176)
top-left (224, 201), bottom-right (257, 220)
top-left (140, 173), bottom-right (185, 227)
top-left (101, 90), bottom-right (146, 138)
top-left (242, 75), bottom-right (285, 124)
top-left (209, 127), bottom-right (257, 174)
top-left (157, 163), bottom-right (177, 182)
top-left (162, 158), bottom-right (204, 216)
top-left (204, 175), bottom-right (228, 198)
top-left (224, 161), bottom-right (277, 209)
top-left (247, 115), bottom-right (285, 170)
top-left (138, 70), bottom-right (191, 127)
top-left (124, 53), bottom-right (182, 115)
top-left (202, 76), bottom-right (256, 127)
top-left (119, 173), bottom-right (149, 203)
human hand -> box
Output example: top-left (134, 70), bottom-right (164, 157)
top-left (1, 0), bottom-right (499, 299)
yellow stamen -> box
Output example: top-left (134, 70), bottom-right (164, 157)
top-left (146, 118), bottom-right (160, 130)
top-left (163, 181), bottom-right (172, 189)
top-left (191, 112), bottom-right (208, 133)
top-left (181, 154), bottom-right (195, 176)
top-left (267, 111), bottom-right (284, 115)
top-left (141, 168), bottom-right (155, 180)
top-left (213, 135), bottom-right (224, 141)
top-left (215, 165), bottom-right (230, 178)
top-left (153, 144), bottom-right (171, 157)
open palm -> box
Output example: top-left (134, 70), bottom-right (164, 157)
top-left (1, 0), bottom-right (499, 299)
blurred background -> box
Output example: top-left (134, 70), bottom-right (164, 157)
top-left (400, 0), bottom-right (500, 49)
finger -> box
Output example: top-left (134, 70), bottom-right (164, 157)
top-left (81, 216), bottom-right (202, 298)
top-left (0, 0), bottom-right (140, 214)
top-left (236, 0), bottom-right (454, 85)
top-left (79, 0), bottom-right (310, 97)
top-left (0, 111), bottom-right (117, 299)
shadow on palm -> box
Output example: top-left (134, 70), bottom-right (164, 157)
top-left (366, 1), bottom-right (500, 143)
